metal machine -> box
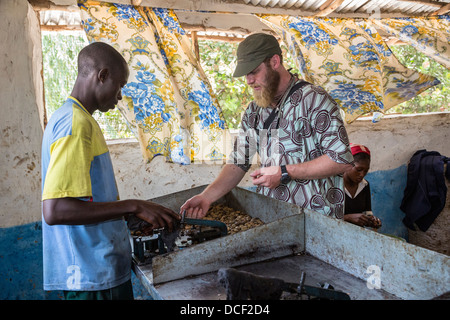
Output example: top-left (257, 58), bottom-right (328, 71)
top-left (127, 211), bottom-right (228, 265)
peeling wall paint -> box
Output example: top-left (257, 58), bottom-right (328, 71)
top-left (0, 0), bottom-right (44, 228)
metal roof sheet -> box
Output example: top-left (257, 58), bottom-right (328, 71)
top-left (37, 0), bottom-right (450, 37)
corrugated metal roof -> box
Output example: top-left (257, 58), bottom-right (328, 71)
top-left (240, 0), bottom-right (449, 16)
top-left (37, 0), bottom-right (450, 35)
top-left (36, 0), bottom-right (450, 18)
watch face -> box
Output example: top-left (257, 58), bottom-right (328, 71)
top-left (281, 173), bottom-right (291, 184)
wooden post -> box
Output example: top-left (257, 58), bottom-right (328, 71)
top-left (191, 31), bottom-right (200, 62)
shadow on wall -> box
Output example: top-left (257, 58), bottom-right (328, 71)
top-left (0, 222), bottom-right (152, 300)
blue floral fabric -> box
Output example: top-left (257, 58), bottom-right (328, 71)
top-left (78, 1), bottom-right (228, 164)
top-left (258, 15), bottom-right (442, 122)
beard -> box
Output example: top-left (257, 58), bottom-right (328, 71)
top-left (251, 66), bottom-right (280, 108)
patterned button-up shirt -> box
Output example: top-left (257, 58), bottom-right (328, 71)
top-left (229, 80), bottom-right (353, 218)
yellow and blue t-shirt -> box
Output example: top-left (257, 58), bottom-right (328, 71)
top-left (41, 97), bottom-right (131, 291)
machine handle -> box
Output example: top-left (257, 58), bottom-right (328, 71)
top-left (183, 218), bottom-right (228, 236)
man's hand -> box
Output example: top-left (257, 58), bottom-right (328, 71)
top-left (134, 200), bottom-right (180, 232)
top-left (180, 194), bottom-right (212, 219)
top-left (250, 166), bottom-right (281, 189)
top-left (43, 197), bottom-right (180, 231)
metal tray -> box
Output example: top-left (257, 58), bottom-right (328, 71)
top-left (133, 185), bottom-right (450, 300)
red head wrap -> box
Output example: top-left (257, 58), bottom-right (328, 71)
top-left (350, 143), bottom-right (370, 156)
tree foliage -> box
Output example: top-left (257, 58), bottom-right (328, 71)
top-left (388, 45), bottom-right (449, 114)
top-left (42, 32), bottom-right (133, 139)
top-left (42, 33), bottom-right (82, 115)
top-left (198, 40), bottom-right (252, 129)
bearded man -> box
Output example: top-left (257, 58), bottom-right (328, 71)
top-left (181, 33), bottom-right (353, 219)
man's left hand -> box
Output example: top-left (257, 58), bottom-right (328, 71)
top-left (250, 166), bottom-right (281, 189)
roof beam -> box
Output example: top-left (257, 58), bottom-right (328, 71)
top-left (315, 0), bottom-right (345, 17)
top-left (40, 24), bottom-right (82, 31)
top-left (319, 0), bottom-right (336, 11)
top-left (429, 2), bottom-right (450, 15)
top-left (28, 0), bottom-right (78, 11)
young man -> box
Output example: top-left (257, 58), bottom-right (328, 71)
top-left (41, 42), bottom-right (179, 300)
top-left (181, 33), bottom-right (353, 219)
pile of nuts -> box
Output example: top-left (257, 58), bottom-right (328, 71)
top-left (129, 204), bottom-right (265, 237)
top-left (205, 204), bottom-right (264, 234)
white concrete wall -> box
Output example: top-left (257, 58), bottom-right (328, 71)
top-left (0, 0), bottom-right (44, 228)
top-left (107, 138), bottom-right (254, 202)
top-left (345, 112), bottom-right (450, 172)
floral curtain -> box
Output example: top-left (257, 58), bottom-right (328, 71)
top-left (257, 15), bottom-right (441, 123)
top-left (370, 15), bottom-right (450, 70)
top-left (77, 1), bottom-right (228, 164)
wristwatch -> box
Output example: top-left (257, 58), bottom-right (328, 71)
top-left (280, 165), bottom-right (291, 184)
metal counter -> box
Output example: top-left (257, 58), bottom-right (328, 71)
top-left (133, 186), bottom-right (449, 300)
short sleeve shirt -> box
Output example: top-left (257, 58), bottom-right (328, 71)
top-left (41, 97), bottom-right (131, 291)
top-left (229, 81), bottom-right (353, 218)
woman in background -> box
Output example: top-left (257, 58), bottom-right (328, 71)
top-left (344, 144), bottom-right (381, 229)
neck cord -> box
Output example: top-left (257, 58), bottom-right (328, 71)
top-left (271, 73), bottom-right (297, 129)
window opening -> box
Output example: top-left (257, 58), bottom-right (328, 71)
top-left (41, 30), bottom-right (134, 140)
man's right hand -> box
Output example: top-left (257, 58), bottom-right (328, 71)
top-left (43, 197), bottom-right (180, 229)
top-left (134, 200), bottom-right (180, 232)
top-left (180, 194), bottom-right (211, 219)
top-left (178, 164), bottom-right (246, 219)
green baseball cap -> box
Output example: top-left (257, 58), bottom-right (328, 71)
top-left (233, 33), bottom-right (282, 77)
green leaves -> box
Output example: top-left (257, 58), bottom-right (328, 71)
top-left (42, 33), bottom-right (83, 115)
top-left (198, 40), bottom-right (252, 129)
top-left (42, 32), bottom-right (134, 139)
top-left (389, 45), bottom-right (449, 114)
